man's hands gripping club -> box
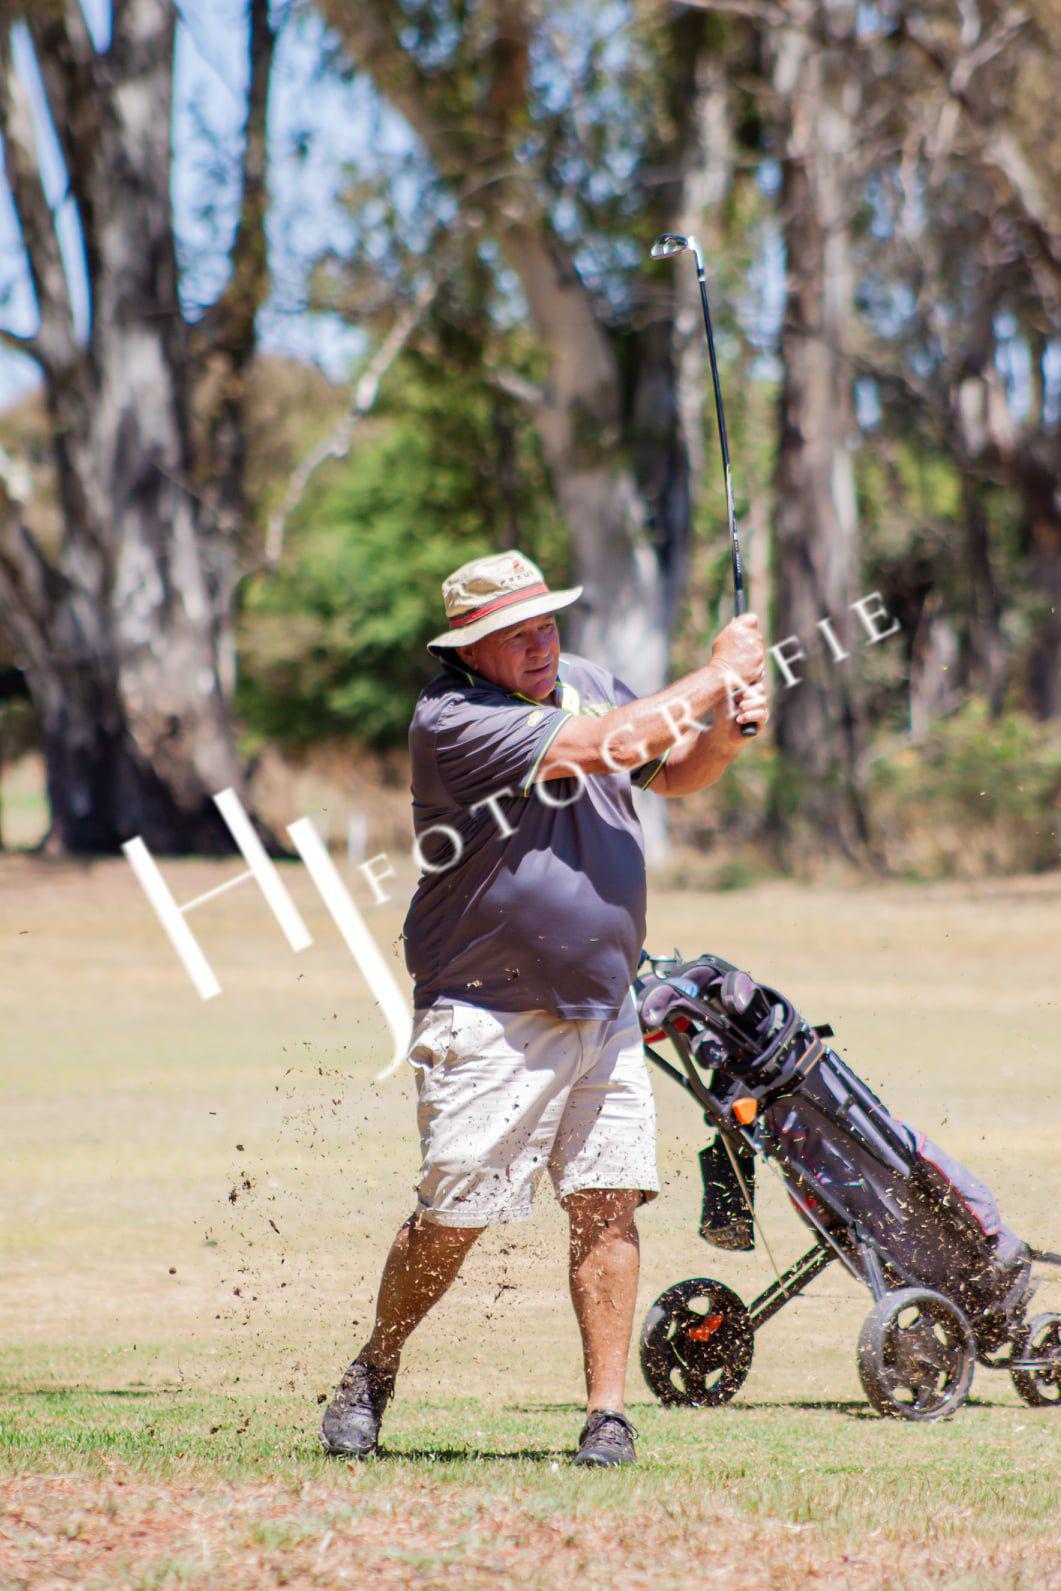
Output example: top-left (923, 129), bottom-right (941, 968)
top-left (539, 613), bottom-right (767, 797)
top-left (710, 614), bottom-right (769, 742)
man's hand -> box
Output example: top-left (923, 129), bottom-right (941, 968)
top-left (710, 613), bottom-right (767, 743)
top-left (710, 613), bottom-right (765, 689)
top-left (717, 678), bottom-right (770, 741)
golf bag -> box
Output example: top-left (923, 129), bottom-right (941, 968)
top-left (636, 950), bottom-right (1061, 1420)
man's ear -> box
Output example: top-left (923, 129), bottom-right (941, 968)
top-left (456, 643), bottom-right (477, 668)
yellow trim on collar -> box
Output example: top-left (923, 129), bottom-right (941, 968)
top-left (519, 711), bottom-right (574, 795)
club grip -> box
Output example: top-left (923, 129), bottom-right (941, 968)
top-left (740, 722), bottom-right (758, 738)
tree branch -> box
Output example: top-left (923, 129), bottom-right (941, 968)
top-left (0, 325), bottom-right (42, 363)
top-left (0, 29), bottom-right (78, 375)
top-left (316, 0), bottom-right (469, 181)
top-left (321, 0), bottom-right (618, 430)
top-left (485, 366), bottom-right (545, 408)
top-left (981, 126), bottom-right (1060, 271)
top-left (262, 273), bottom-right (446, 569)
top-left (25, 0), bottom-right (105, 296)
top-left (677, 0), bottom-right (788, 23)
top-left (897, 7), bottom-right (1059, 270)
top-left (189, 0), bottom-right (278, 556)
top-left (0, 447), bottom-right (59, 676)
top-left (195, 0), bottom-right (276, 361)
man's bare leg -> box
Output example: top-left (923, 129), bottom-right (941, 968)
top-left (322, 1215), bottom-right (481, 1456)
top-left (565, 1188), bottom-right (641, 1412)
top-left (360, 1214), bottom-right (482, 1374)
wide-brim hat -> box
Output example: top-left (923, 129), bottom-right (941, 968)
top-left (428, 550), bottom-right (582, 650)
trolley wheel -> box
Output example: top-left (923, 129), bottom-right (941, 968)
top-left (640, 1277), bottom-right (753, 1408)
top-left (1011, 1313), bottom-right (1061, 1408)
top-left (857, 1288), bottom-right (975, 1421)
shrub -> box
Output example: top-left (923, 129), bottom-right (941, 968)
top-left (867, 702), bottom-right (1061, 876)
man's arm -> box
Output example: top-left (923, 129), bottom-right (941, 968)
top-left (537, 615), bottom-right (765, 783)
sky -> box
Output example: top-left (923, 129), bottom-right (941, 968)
top-left (0, 0), bottom-right (410, 405)
top-left (0, 0), bottom-right (788, 411)
top-left (0, 2), bottom-right (1054, 424)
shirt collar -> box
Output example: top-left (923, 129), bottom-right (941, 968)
top-left (437, 650), bottom-right (564, 707)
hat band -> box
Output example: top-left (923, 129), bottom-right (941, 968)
top-left (448, 582), bottom-right (550, 629)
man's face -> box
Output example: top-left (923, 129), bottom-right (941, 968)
top-left (458, 614), bottom-right (561, 701)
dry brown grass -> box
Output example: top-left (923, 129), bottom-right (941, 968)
top-left (3, 1469), bottom-right (1058, 1590)
top-left (1, 857), bottom-right (1059, 1587)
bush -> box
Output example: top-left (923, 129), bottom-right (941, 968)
top-left (868, 702), bottom-right (1061, 877)
top-left (237, 357), bottom-right (566, 752)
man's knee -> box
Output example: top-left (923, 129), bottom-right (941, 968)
top-left (409, 1211), bottom-right (485, 1250)
top-left (564, 1188), bottom-right (642, 1241)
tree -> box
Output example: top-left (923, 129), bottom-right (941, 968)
top-left (239, 339), bottom-right (568, 752)
top-left (314, 0), bottom-right (729, 703)
top-left (312, 0), bottom-right (766, 862)
top-left (764, 1), bottom-right (872, 859)
top-left (0, 0), bottom-right (276, 852)
top-left (850, 0), bottom-right (1061, 728)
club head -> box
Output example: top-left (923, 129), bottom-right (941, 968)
top-left (650, 233), bottom-right (690, 259)
top-left (650, 231), bottom-right (704, 271)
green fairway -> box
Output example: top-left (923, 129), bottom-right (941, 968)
top-left (1, 858), bottom-right (1058, 1587)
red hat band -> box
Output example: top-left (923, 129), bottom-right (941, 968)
top-left (448, 582), bottom-right (550, 630)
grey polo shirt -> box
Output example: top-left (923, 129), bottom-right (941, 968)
top-left (402, 652), bottom-right (667, 1019)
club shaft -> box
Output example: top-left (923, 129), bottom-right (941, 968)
top-left (697, 271), bottom-right (745, 614)
top-left (697, 267), bottom-right (756, 735)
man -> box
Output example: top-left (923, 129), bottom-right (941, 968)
top-left (321, 551), bottom-right (767, 1466)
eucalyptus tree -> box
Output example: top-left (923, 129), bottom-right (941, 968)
top-left (0, 0), bottom-right (277, 851)
top-left (868, 0), bottom-right (1061, 723)
top-left (765, 0), bottom-right (872, 857)
top-left (314, 0), bottom-right (751, 708)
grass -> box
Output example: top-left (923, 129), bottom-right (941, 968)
top-left (1, 856), bottom-right (1059, 1586)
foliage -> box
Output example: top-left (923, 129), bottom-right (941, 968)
top-left (2, 0), bottom-right (1058, 860)
top-left (868, 702), bottom-right (1061, 876)
top-left (237, 351), bottom-right (567, 751)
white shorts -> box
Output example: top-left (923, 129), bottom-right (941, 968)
top-left (408, 995), bottom-right (659, 1227)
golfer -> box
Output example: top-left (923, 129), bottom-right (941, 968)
top-left (321, 551), bottom-right (767, 1466)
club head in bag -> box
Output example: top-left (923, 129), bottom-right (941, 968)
top-left (720, 969), bottom-right (757, 1018)
top-left (692, 1031), bottom-right (731, 1071)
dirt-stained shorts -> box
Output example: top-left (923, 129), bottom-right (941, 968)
top-left (408, 995), bottom-right (659, 1226)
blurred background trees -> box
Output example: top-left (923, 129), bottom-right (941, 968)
top-left (0, 0), bottom-right (1057, 869)
top-left (0, 0), bottom-right (276, 851)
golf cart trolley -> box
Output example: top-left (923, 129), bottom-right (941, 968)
top-left (635, 950), bottom-right (1061, 1421)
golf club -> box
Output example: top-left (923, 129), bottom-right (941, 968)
top-left (650, 232), bottom-right (757, 737)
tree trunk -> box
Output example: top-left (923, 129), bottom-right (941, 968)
top-left (1026, 510), bottom-right (1061, 721)
top-left (951, 366), bottom-right (1059, 720)
top-left (1022, 334), bottom-right (1061, 719)
top-left (0, 0), bottom-right (276, 853)
top-left (909, 592), bottom-right (960, 738)
top-left (768, 6), bottom-right (870, 861)
top-left (958, 473), bottom-right (1006, 714)
top-left (631, 9), bottom-right (737, 648)
top-left (317, 2), bottom-right (717, 689)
